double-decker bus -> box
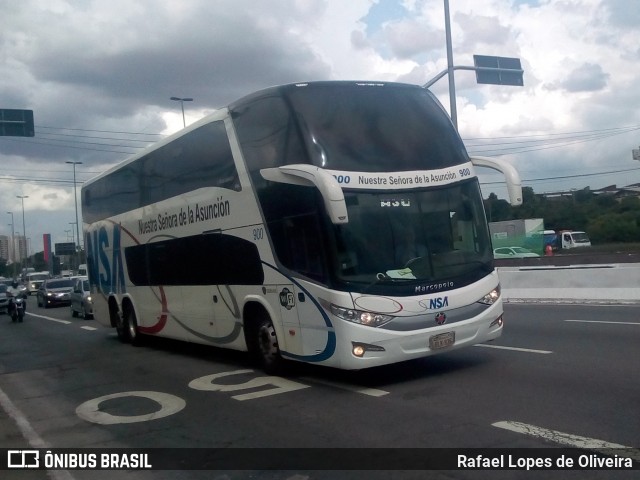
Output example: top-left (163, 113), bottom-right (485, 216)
top-left (82, 81), bottom-right (522, 372)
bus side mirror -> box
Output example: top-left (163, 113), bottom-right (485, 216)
top-left (470, 156), bottom-right (523, 206)
top-left (261, 164), bottom-right (349, 224)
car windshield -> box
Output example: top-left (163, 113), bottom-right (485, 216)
top-left (29, 274), bottom-right (49, 281)
top-left (82, 280), bottom-right (90, 291)
top-left (46, 279), bottom-right (74, 289)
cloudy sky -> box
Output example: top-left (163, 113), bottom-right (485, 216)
top-left (1, 0), bottom-right (639, 255)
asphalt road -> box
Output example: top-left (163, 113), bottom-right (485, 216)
top-left (1, 297), bottom-right (638, 480)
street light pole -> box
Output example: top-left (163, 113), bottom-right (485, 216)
top-left (66, 161), bottom-right (83, 253)
top-left (443, 0), bottom-right (458, 130)
top-left (170, 97), bottom-right (193, 127)
top-left (7, 211), bottom-right (15, 279)
top-left (16, 195), bottom-right (28, 268)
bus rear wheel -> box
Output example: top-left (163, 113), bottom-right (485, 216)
top-left (115, 310), bottom-right (129, 343)
top-left (123, 304), bottom-right (143, 347)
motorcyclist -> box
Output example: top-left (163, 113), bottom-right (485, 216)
top-left (7, 280), bottom-right (27, 317)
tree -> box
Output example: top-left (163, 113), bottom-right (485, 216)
top-left (484, 185), bottom-right (640, 244)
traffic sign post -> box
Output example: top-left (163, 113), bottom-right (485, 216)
top-left (0, 109), bottom-right (35, 137)
top-left (55, 242), bottom-right (77, 256)
top-left (473, 55), bottom-right (524, 86)
top-left (422, 2), bottom-right (524, 130)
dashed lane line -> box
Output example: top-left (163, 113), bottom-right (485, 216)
top-left (26, 311), bottom-right (71, 324)
top-left (301, 377), bottom-right (389, 397)
top-left (493, 420), bottom-right (640, 463)
top-left (565, 319), bottom-right (640, 326)
top-left (0, 386), bottom-right (76, 480)
top-left (474, 344), bottom-right (552, 354)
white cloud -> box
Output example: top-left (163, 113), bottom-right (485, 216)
top-left (1, 0), bottom-right (640, 252)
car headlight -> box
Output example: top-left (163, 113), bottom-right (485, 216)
top-left (330, 304), bottom-right (394, 327)
top-left (86, 296), bottom-right (92, 303)
top-left (478, 285), bottom-right (501, 305)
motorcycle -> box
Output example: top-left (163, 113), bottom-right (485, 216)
top-left (9, 293), bottom-right (26, 323)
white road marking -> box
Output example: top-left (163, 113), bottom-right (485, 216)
top-left (0, 386), bottom-right (76, 480)
top-left (76, 391), bottom-right (186, 424)
top-left (189, 370), bottom-right (310, 401)
top-left (26, 311), bottom-right (72, 324)
top-left (474, 344), bottom-right (552, 354)
top-left (565, 320), bottom-right (640, 326)
top-left (80, 326), bottom-right (98, 331)
top-left (493, 420), bottom-right (640, 462)
top-left (301, 377), bottom-right (389, 397)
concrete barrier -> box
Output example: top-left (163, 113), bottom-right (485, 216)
top-left (497, 263), bottom-right (640, 304)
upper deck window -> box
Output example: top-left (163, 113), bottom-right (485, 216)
top-left (232, 82), bottom-right (469, 174)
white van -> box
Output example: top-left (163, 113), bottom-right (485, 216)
top-left (26, 271), bottom-right (50, 295)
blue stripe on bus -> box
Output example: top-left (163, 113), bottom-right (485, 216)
top-left (262, 261), bottom-right (336, 362)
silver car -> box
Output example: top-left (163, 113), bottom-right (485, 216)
top-left (69, 276), bottom-right (93, 319)
top-left (0, 284), bottom-right (9, 314)
top-left (37, 278), bottom-right (74, 308)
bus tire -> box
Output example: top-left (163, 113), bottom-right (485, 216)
top-left (112, 301), bottom-right (129, 344)
top-left (254, 316), bottom-right (283, 375)
top-left (123, 303), bottom-right (143, 347)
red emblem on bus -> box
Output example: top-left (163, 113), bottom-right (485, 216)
top-left (435, 312), bottom-right (447, 325)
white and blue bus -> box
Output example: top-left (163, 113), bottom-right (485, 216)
top-left (82, 81), bottom-right (522, 372)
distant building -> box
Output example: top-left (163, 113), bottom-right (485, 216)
top-left (0, 235), bottom-right (8, 262)
top-left (592, 183), bottom-right (640, 201)
top-left (0, 235), bottom-right (28, 263)
top-left (541, 183), bottom-right (640, 202)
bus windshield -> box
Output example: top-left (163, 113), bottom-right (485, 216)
top-left (332, 180), bottom-right (493, 289)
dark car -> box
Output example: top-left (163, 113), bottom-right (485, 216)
top-left (37, 278), bottom-right (75, 308)
top-left (69, 276), bottom-right (93, 319)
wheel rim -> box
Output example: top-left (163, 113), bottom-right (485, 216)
top-left (127, 312), bottom-right (137, 339)
top-left (258, 323), bottom-right (279, 364)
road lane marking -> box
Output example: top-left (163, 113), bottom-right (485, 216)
top-left (565, 320), bottom-right (640, 326)
top-left (0, 386), bottom-right (76, 480)
top-left (492, 420), bottom-right (640, 462)
top-left (301, 377), bottom-right (389, 397)
top-left (26, 311), bottom-right (72, 324)
top-left (189, 370), bottom-right (311, 401)
top-left (76, 391), bottom-right (186, 424)
top-left (27, 311), bottom-right (98, 328)
top-left (474, 344), bottom-right (552, 354)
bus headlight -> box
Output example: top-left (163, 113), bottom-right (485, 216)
top-left (330, 304), bottom-right (394, 327)
top-left (478, 285), bottom-right (501, 305)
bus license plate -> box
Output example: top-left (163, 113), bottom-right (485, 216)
top-left (429, 332), bottom-right (455, 350)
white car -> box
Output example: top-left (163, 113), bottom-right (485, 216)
top-left (493, 246), bottom-right (540, 259)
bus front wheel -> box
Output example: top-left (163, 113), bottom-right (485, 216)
top-left (255, 317), bottom-right (283, 375)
